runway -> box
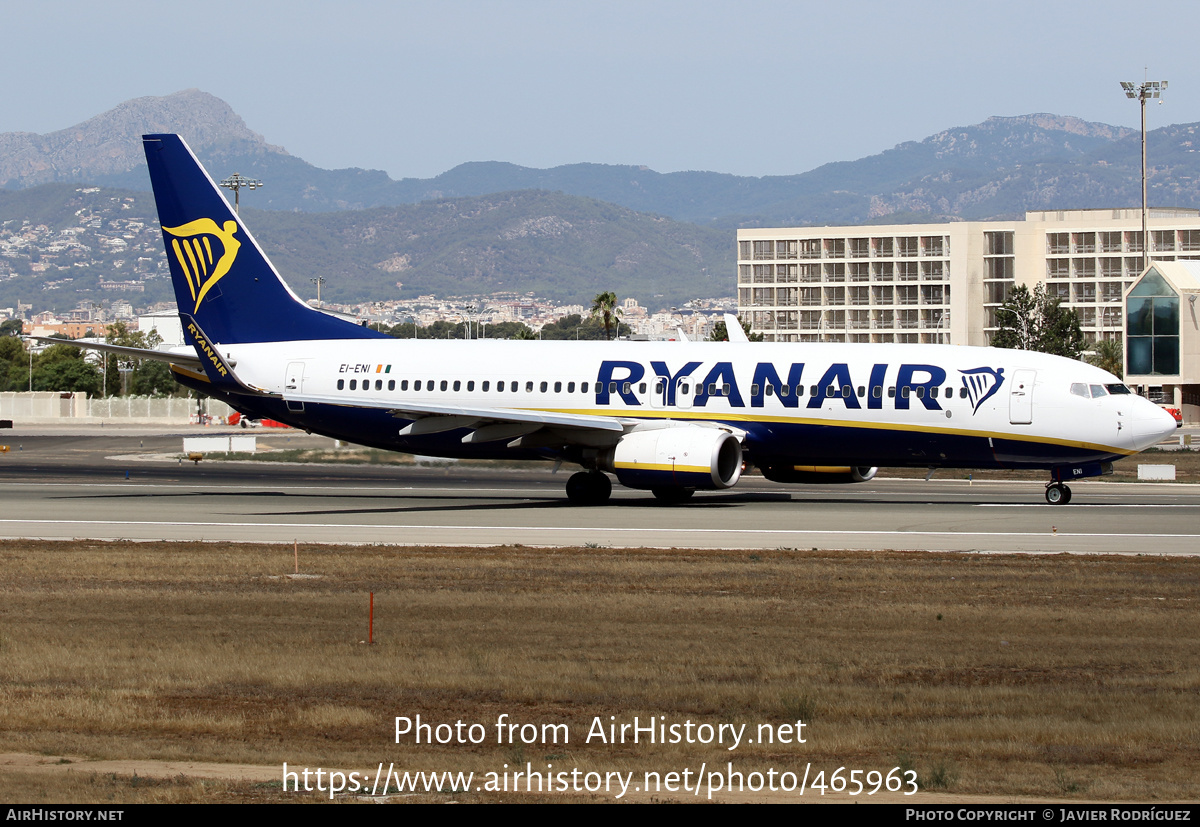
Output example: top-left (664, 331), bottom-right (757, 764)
top-left (1, 426), bottom-right (1198, 554)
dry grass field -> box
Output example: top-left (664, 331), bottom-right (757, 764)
top-left (1, 540), bottom-right (1198, 803)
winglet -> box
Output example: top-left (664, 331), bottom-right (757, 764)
top-left (723, 313), bottom-right (750, 343)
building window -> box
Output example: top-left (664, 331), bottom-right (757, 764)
top-left (898, 237), bottom-right (919, 257)
top-left (777, 239), bottom-right (798, 260)
top-left (753, 240), bottom-right (774, 260)
top-left (985, 231), bottom-right (1014, 256)
top-left (986, 258), bottom-right (1014, 279)
top-left (1047, 259), bottom-right (1070, 278)
top-left (1126, 269), bottom-right (1180, 375)
top-left (1153, 230), bottom-right (1175, 252)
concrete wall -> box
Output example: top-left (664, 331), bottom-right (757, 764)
top-left (0, 392), bottom-right (234, 424)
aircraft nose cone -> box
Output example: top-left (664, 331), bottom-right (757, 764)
top-left (1131, 401), bottom-right (1179, 450)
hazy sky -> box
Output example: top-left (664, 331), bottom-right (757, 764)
top-left (3, 0), bottom-right (1197, 179)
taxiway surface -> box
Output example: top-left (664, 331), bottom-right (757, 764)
top-left (0, 426), bottom-right (1196, 554)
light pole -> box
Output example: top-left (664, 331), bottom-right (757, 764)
top-left (309, 277), bottom-right (326, 307)
top-left (218, 172), bottom-right (263, 215)
top-left (1120, 78), bottom-right (1168, 272)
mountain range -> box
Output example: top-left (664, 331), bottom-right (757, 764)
top-left (4, 90), bottom-right (1195, 226)
top-left (2, 90), bottom-right (1198, 313)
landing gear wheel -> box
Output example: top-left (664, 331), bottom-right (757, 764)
top-left (652, 487), bottom-right (695, 503)
top-left (1045, 483), bottom-right (1072, 505)
top-left (566, 471), bottom-right (612, 505)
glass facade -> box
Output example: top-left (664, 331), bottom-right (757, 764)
top-left (1126, 269), bottom-right (1180, 375)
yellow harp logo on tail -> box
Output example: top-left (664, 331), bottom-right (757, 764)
top-left (163, 219), bottom-right (241, 313)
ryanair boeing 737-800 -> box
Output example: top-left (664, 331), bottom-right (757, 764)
top-left (50, 134), bottom-right (1178, 505)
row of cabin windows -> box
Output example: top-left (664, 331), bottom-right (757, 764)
top-left (335, 376), bottom-right (972, 401)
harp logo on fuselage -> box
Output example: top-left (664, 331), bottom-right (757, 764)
top-left (163, 218), bottom-right (242, 313)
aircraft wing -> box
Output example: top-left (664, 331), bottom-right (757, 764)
top-left (286, 392), bottom-right (627, 435)
top-left (24, 335), bottom-right (204, 368)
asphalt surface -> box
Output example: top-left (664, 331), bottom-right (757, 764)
top-left (0, 424), bottom-right (1198, 553)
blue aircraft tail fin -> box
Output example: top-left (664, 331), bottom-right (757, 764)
top-left (142, 133), bottom-right (384, 345)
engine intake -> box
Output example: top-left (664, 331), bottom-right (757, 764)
top-left (599, 428), bottom-right (743, 491)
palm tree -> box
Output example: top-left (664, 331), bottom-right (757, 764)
top-left (1084, 338), bottom-right (1124, 376)
top-left (590, 291), bottom-right (622, 341)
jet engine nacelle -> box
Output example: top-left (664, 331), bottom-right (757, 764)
top-left (599, 427), bottom-right (743, 491)
top-left (758, 463), bottom-right (878, 484)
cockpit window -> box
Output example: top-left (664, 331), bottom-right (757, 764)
top-left (1105, 383), bottom-right (1131, 395)
top-left (1070, 383), bottom-right (1088, 398)
top-left (1089, 384), bottom-right (1108, 398)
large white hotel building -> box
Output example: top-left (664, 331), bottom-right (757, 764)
top-left (737, 208), bottom-right (1200, 420)
top-left (736, 208), bottom-right (1200, 347)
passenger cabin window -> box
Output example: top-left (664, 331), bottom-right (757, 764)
top-left (453, 380), bottom-right (461, 391)
top-left (337, 379), bottom-right (344, 390)
top-left (554, 382), bottom-right (562, 393)
top-left (568, 382), bottom-right (576, 393)
top-left (388, 380), bottom-right (395, 391)
top-left (350, 379), bottom-right (357, 390)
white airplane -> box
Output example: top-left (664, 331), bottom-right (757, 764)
top-left (62, 134), bottom-right (1179, 505)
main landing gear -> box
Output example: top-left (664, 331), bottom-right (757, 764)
top-left (566, 471), bottom-right (611, 505)
top-left (1045, 482), bottom-right (1072, 505)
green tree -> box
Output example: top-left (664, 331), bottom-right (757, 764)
top-left (0, 319), bottom-right (23, 337)
top-left (589, 291), bottom-right (623, 341)
top-left (991, 283), bottom-right (1084, 359)
top-left (30, 343), bottom-right (101, 395)
top-left (103, 322), bottom-right (173, 396)
top-left (0, 335), bottom-right (29, 391)
top-left (707, 315), bottom-right (764, 342)
top-left (539, 313), bottom-right (630, 340)
top-left (1084, 338), bottom-right (1124, 376)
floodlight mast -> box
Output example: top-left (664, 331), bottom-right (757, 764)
top-left (218, 172), bottom-right (263, 215)
top-left (1121, 78), bottom-right (1168, 271)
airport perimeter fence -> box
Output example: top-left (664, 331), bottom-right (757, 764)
top-left (0, 392), bottom-right (234, 424)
